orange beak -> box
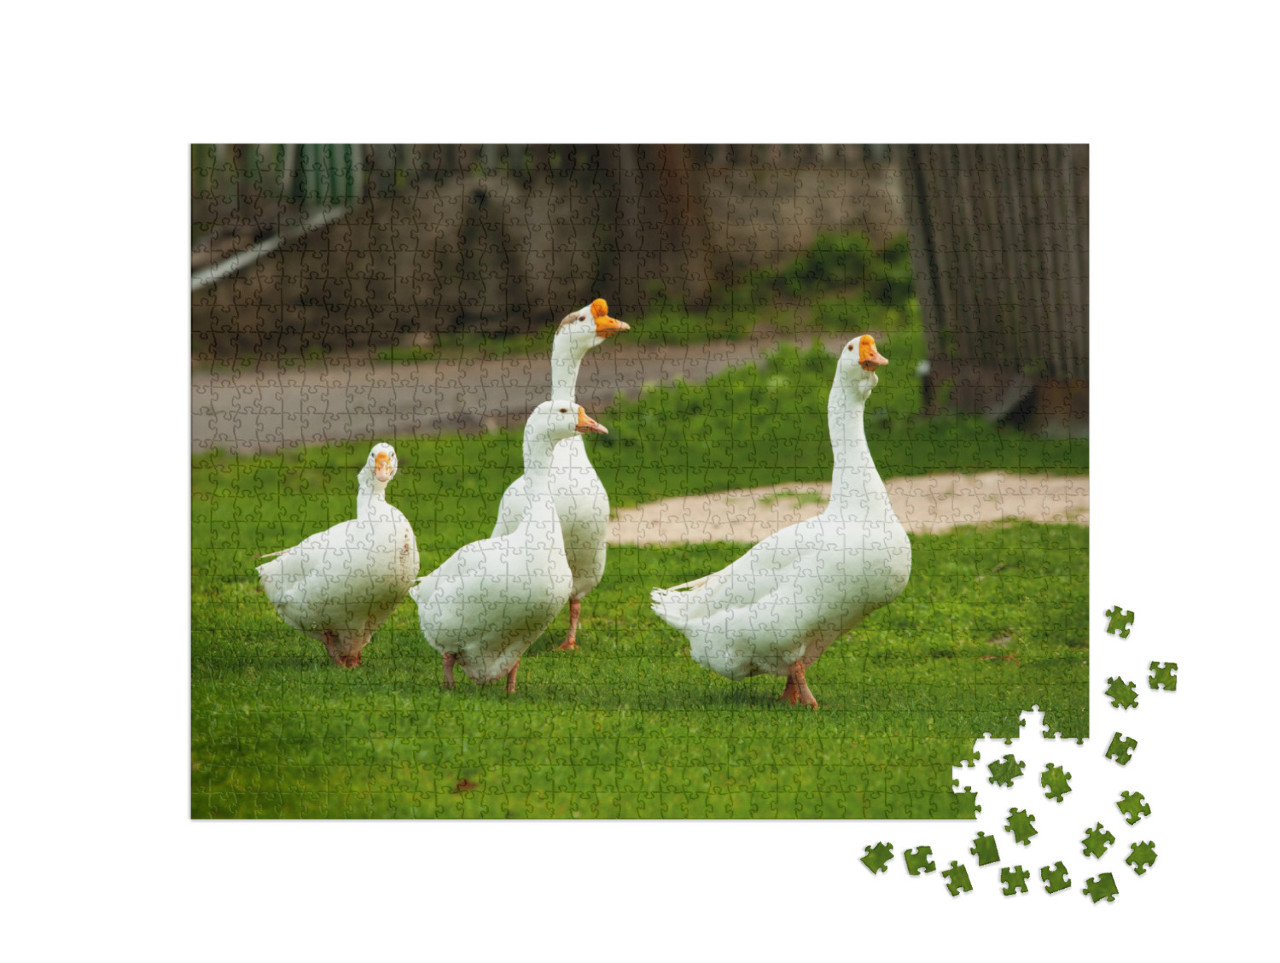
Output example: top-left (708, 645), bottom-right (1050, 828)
top-left (858, 336), bottom-right (889, 371)
top-left (575, 406), bottom-right (608, 435)
top-left (374, 451), bottom-right (394, 482)
top-left (590, 297), bottom-right (629, 338)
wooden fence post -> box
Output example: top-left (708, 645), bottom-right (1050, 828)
top-left (899, 143), bottom-right (1088, 433)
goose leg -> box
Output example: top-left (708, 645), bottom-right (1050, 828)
top-left (321, 632), bottom-right (366, 668)
top-left (782, 661), bottom-right (818, 710)
top-left (321, 632), bottom-right (346, 667)
top-left (349, 627), bottom-right (374, 667)
top-left (780, 669), bottom-right (799, 703)
top-left (505, 658), bottom-right (520, 694)
top-left (557, 599), bottom-right (581, 650)
top-left (442, 652), bottom-right (457, 690)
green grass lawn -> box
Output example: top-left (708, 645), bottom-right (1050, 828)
top-left (192, 333), bottom-right (1088, 818)
top-left (192, 521), bottom-right (1086, 818)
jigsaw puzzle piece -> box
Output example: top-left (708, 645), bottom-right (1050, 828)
top-left (1104, 605), bottom-right (1135, 637)
top-left (1125, 841), bottom-right (1157, 875)
top-left (970, 831), bottom-right (1001, 866)
top-left (1081, 822), bottom-right (1115, 859)
top-left (860, 842), bottom-right (893, 874)
top-left (1149, 661), bottom-right (1178, 691)
top-left (1041, 861), bottom-right (1071, 894)
top-left (987, 753), bottom-right (1025, 787)
top-left (1105, 676), bottom-right (1138, 709)
top-left (1041, 763), bottom-right (1072, 802)
top-left (1116, 790), bottom-right (1152, 825)
top-left (1005, 807), bottom-right (1037, 846)
top-left (1105, 732), bottom-right (1138, 765)
top-left (1000, 865), bottom-right (1030, 895)
top-left (942, 861), bottom-right (973, 897)
top-left (1083, 872), bottom-right (1118, 903)
top-left (903, 847), bottom-right (936, 876)
top-left (951, 782), bottom-right (981, 816)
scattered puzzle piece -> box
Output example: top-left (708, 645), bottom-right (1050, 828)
top-left (904, 846), bottom-right (936, 876)
top-left (1041, 762), bottom-right (1072, 802)
top-left (1149, 661), bottom-right (1178, 691)
top-left (1041, 862), bottom-right (1071, 894)
top-left (1106, 732), bottom-right (1138, 765)
top-left (1083, 872), bottom-right (1118, 903)
top-left (1001, 865), bottom-right (1030, 895)
top-left (943, 861), bottom-right (973, 897)
top-left (1117, 790), bottom-right (1152, 825)
top-left (1082, 822), bottom-right (1115, 859)
top-left (1105, 606), bottom-right (1135, 637)
top-left (1126, 841), bottom-right (1157, 875)
top-left (1105, 676), bottom-right (1138, 709)
top-left (971, 831), bottom-right (1001, 866)
top-left (1005, 807), bottom-right (1037, 845)
top-left (987, 753), bottom-right (1026, 787)
top-left (861, 842), bottom-right (894, 874)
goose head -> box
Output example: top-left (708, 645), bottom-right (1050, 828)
top-left (839, 334), bottom-right (889, 401)
top-left (527, 400), bottom-right (609, 448)
top-left (360, 443), bottom-right (399, 489)
top-left (555, 297), bottom-right (630, 359)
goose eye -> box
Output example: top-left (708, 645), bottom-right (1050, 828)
top-left (559, 407), bottom-right (568, 413)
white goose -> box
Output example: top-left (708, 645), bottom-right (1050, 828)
top-left (257, 443), bottom-right (420, 667)
top-left (490, 298), bottom-right (628, 650)
top-left (413, 401), bottom-right (609, 692)
top-left (650, 335), bottom-right (911, 708)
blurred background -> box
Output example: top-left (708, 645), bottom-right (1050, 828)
top-left (191, 144), bottom-right (1087, 436)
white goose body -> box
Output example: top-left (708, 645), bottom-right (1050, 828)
top-left (650, 335), bottom-right (911, 705)
top-left (413, 402), bottom-right (608, 689)
top-left (490, 299), bottom-right (628, 649)
top-left (257, 443), bottom-right (419, 667)
top-left (492, 430), bottom-right (609, 601)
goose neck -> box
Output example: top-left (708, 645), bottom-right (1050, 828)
top-left (357, 478), bottom-right (390, 517)
top-left (520, 435), bottom-right (564, 540)
top-left (826, 376), bottom-right (891, 516)
top-left (550, 340), bottom-right (584, 401)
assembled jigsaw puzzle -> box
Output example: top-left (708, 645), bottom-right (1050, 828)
top-left (191, 144), bottom-right (1090, 820)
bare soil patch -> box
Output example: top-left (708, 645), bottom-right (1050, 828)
top-left (607, 471), bottom-right (1089, 545)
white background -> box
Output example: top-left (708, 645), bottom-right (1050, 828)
top-left (3, 2), bottom-right (1274, 959)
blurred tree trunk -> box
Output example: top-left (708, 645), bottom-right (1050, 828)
top-left (597, 145), bottom-right (714, 313)
top-left (656, 145), bottom-right (712, 310)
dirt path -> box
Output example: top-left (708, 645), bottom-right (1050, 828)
top-left (191, 334), bottom-right (850, 455)
top-left (192, 339), bottom-right (1086, 539)
top-left (608, 472), bottom-right (1089, 544)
